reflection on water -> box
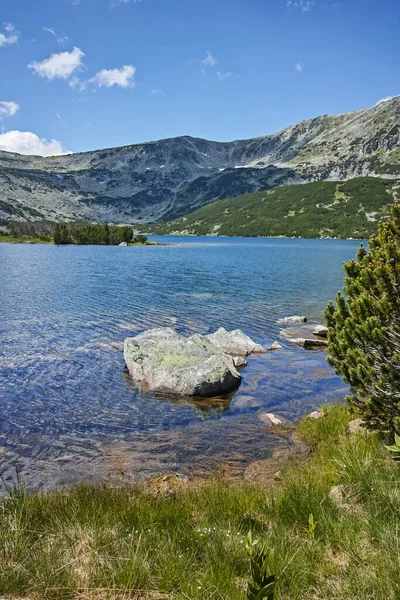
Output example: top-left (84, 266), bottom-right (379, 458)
top-left (0, 236), bottom-right (360, 490)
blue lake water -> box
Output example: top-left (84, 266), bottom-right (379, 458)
top-left (0, 236), bottom-right (361, 490)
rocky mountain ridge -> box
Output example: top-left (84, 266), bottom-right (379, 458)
top-left (0, 97), bottom-right (399, 224)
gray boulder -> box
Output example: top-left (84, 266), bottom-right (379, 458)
top-left (206, 327), bottom-right (265, 356)
top-left (124, 327), bottom-right (241, 397)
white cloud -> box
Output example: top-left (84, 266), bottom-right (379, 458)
top-left (295, 61), bottom-right (303, 72)
top-left (0, 101), bottom-right (20, 119)
top-left (0, 23), bottom-right (19, 47)
top-left (56, 113), bottom-right (62, 119)
top-left (28, 47), bottom-right (85, 81)
top-left (0, 130), bottom-right (69, 156)
top-left (217, 71), bottom-right (238, 80)
top-left (89, 65), bottom-right (135, 88)
top-left (202, 51), bottom-right (217, 67)
top-left (287, 1), bottom-right (315, 11)
top-left (375, 95), bottom-right (398, 106)
top-left (43, 27), bottom-right (69, 47)
top-left (150, 89), bottom-right (162, 95)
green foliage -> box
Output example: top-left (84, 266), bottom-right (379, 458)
top-left (304, 513), bottom-right (317, 540)
top-left (140, 177), bottom-right (397, 239)
top-left (53, 223), bottom-right (134, 245)
top-left (325, 202), bottom-right (400, 432)
top-left (385, 432), bottom-right (400, 462)
top-left (247, 547), bottom-right (276, 600)
top-left (53, 222), bottom-right (73, 244)
top-left (133, 234), bottom-right (148, 244)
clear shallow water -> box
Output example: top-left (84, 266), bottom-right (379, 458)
top-left (0, 236), bottom-right (360, 490)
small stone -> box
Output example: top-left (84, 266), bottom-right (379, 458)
top-left (308, 410), bottom-right (323, 419)
top-left (313, 325), bottom-right (329, 337)
top-left (233, 356), bottom-right (247, 368)
top-left (268, 341), bottom-right (283, 351)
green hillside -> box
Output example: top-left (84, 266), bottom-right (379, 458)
top-left (142, 177), bottom-right (399, 239)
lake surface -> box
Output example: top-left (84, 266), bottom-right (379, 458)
top-left (0, 236), bottom-right (361, 490)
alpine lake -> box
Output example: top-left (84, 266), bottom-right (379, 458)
top-left (0, 236), bottom-right (362, 491)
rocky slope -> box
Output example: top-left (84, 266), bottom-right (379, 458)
top-left (0, 97), bottom-right (399, 225)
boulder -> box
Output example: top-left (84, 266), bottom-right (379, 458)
top-left (277, 316), bottom-right (308, 325)
top-left (313, 325), bottom-right (329, 338)
top-left (206, 327), bottom-right (265, 356)
top-left (268, 341), bottom-right (283, 351)
top-left (124, 327), bottom-right (241, 397)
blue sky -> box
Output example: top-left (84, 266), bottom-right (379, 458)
top-left (0, 0), bottom-right (398, 155)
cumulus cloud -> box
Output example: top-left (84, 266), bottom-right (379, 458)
top-left (0, 130), bottom-right (69, 156)
top-left (295, 61), bottom-right (303, 72)
top-left (43, 27), bottom-right (69, 47)
top-left (0, 23), bottom-right (19, 47)
top-left (287, 0), bottom-right (315, 11)
top-left (89, 65), bottom-right (135, 88)
top-left (202, 51), bottom-right (217, 67)
top-left (28, 47), bottom-right (85, 80)
top-left (0, 101), bottom-right (20, 119)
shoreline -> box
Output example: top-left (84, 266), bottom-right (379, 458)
top-left (1, 403), bottom-right (398, 599)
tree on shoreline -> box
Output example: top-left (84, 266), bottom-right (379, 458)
top-left (325, 203), bottom-right (400, 432)
top-left (53, 223), bottom-right (134, 245)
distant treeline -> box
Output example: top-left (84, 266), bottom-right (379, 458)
top-left (54, 223), bottom-right (147, 245)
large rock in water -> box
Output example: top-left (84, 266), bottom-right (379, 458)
top-left (124, 327), bottom-right (242, 397)
top-left (206, 327), bottom-right (266, 356)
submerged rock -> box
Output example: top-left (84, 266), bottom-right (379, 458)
top-left (268, 341), bottom-right (283, 351)
top-left (257, 412), bottom-right (292, 427)
top-left (124, 327), bottom-right (242, 397)
top-left (206, 327), bottom-right (266, 356)
top-left (277, 316), bottom-right (308, 325)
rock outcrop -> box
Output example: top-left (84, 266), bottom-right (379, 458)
top-left (124, 327), bottom-right (263, 397)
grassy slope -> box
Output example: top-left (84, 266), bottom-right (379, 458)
top-left (1, 404), bottom-right (400, 599)
top-left (142, 177), bottom-right (399, 239)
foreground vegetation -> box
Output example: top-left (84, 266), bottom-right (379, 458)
top-left (141, 177), bottom-right (399, 239)
top-left (1, 404), bottom-right (400, 599)
top-left (326, 202), bottom-right (400, 432)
